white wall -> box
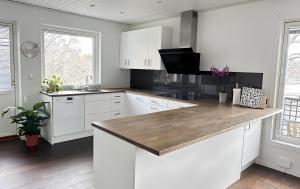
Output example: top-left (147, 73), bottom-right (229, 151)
top-left (133, 0), bottom-right (300, 177)
top-left (0, 0), bottom-right (130, 106)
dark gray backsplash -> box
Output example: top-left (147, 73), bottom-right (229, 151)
top-left (130, 70), bottom-right (263, 101)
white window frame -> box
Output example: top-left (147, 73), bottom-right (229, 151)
top-left (274, 21), bottom-right (300, 146)
top-left (41, 25), bottom-right (101, 87)
top-left (0, 22), bottom-right (15, 94)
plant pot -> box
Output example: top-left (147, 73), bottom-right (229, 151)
top-left (219, 92), bottom-right (227, 103)
top-left (25, 135), bottom-right (39, 147)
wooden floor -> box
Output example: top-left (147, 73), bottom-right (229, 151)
top-left (0, 138), bottom-right (299, 189)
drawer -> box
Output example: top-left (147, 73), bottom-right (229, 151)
top-left (111, 93), bottom-right (125, 100)
top-left (143, 96), bottom-right (168, 107)
top-left (85, 112), bottom-right (111, 131)
top-left (145, 104), bottom-right (168, 113)
top-left (85, 100), bottom-right (111, 114)
top-left (111, 111), bottom-right (124, 119)
top-left (85, 94), bottom-right (111, 102)
top-left (111, 99), bottom-right (124, 111)
top-left (168, 100), bottom-right (196, 109)
top-left (126, 92), bottom-right (143, 102)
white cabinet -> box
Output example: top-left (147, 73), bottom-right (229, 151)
top-left (120, 26), bottom-right (172, 70)
top-left (167, 100), bottom-right (196, 110)
top-left (147, 27), bottom-right (164, 69)
top-left (85, 112), bottom-right (111, 131)
top-left (52, 96), bottom-right (85, 137)
top-left (125, 92), bottom-right (196, 115)
top-left (242, 120), bottom-right (262, 167)
top-left (143, 103), bottom-right (168, 114)
top-left (120, 31), bottom-right (138, 69)
top-left (125, 93), bottom-right (145, 116)
top-left (84, 93), bottom-right (125, 131)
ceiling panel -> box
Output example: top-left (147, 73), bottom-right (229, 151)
top-left (10, 0), bottom-right (256, 24)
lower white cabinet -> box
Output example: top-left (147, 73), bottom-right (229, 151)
top-left (85, 112), bottom-right (111, 131)
top-left (41, 92), bottom-right (125, 144)
top-left (85, 93), bottom-right (124, 131)
top-left (242, 120), bottom-right (262, 167)
top-left (125, 92), bottom-right (196, 115)
top-left (167, 100), bottom-right (196, 109)
top-left (143, 103), bottom-right (168, 114)
top-left (125, 93), bottom-right (145, 116)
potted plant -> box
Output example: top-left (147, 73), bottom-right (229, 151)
top-left (42, 75), bottom-right (63, 93)
top-left (2, 102), bottom-right (50, 147)
top-left (211, 65), bottom-right (230, 103)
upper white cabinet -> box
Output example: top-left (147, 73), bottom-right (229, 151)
top-left (120, 26), bottom-right (172, 70)
top-left (120, 30), bottom-right (138, 69)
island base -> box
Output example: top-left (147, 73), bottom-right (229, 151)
top-left (93, 127), bottom-right (244, 189)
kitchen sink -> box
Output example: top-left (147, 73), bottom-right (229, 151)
top-left (79, 89), bottom-right (111, 93)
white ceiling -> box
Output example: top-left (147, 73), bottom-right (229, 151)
top-left (10, 0), bottom-right (255, 24)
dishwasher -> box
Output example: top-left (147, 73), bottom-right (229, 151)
top-left (52, 95), bottom-right (84, 136)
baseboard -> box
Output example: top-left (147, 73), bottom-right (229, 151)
top-left (255, 159), bottom-right (300, 178)
top-left (242, 160), bottom-right (255, 171)
top-left (0, 135), bottom-right (19, 141)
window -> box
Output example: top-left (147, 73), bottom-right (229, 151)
top-left (276, 21), bottom-right (300, 145)
top-left (42, 28), bottom-right (99, 86)
top-left (0, 23), bottom-right (13, 92)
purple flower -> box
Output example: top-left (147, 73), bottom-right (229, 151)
top-left (211, 65), bottom-right (230, 78)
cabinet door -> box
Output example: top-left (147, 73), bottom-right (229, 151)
top-left (242, 120), bottom-right (262, 167)
top-left (128, 30), bottom-right (138, 68)
top-left (137, 29), bottom-right (149, 69)
top-left (120, 32), bottom-right (130, 69)
top-left (125, 93), bottom-right (144, 116)
top-left (148, 27), bottom-right (162, 70)
top-left (85, 112), bottom-right (111, 131)
top-left (85, 100), bottom-right (111, 114)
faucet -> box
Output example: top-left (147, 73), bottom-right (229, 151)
top-left (84, 75), bottom-right (93, 91)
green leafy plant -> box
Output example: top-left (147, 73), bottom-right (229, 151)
top-left (2, 102), bottom-right (50, 136)
top-left (42, 75), bottom-right (63, 93)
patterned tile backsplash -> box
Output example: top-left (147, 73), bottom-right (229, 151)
top-left (130, 70), bottom-right (263, 101)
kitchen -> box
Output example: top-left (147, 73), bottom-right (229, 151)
top-left (0, 0), bottom-right (300, 189)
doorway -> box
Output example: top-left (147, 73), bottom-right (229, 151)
top-left (0, 22), bottom-right (16, 137)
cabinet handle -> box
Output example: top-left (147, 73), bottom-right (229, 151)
top-left (114, 102), bottom-right (121, 104)
top-left (114, 113), bottom-right (121, 115)
top-left (144, 59), bottom-right (147, 66)
top-left (148, 59), bottom-right (151, 66)
top-left (151, 100), bottom-right (158, 104)
top-left (151, 107), bottom-right (157, 110)
top-left (114, 96), bottom-right (121, 97)
top-left (128, 59), bottom-right (130, 66)
top-left (245, 124), bottom-right (251, 131)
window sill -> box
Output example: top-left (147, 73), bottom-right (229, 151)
top-left (270, 137), bottom-right (300, 151)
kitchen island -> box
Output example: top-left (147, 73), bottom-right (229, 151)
top-left (92, 99), bottom-right (281, 189)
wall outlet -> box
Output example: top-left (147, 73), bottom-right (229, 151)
top-left (276, 156), bottom-right (291, 169)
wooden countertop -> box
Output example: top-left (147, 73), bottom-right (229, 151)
top-left (92, 90), bottom-right (282, 156)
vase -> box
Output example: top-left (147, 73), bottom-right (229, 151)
top-left (219, 92), bottom-right (227, 103)
top-left (25, 135), bottom-right (39, 147)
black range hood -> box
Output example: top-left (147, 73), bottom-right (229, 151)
top-left (159, 10), bottom-right (200, 74)
top-left (159, 48), bottom-right (200, 74)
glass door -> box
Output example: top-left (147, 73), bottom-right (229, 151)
top-left (0, 22), bottom-right (16, 137)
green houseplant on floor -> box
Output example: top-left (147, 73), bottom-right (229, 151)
top-left (2, 102), bottom-right (50, 147)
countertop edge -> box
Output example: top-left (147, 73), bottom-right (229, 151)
top-left (92, 108), bottom-right (282, 156)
